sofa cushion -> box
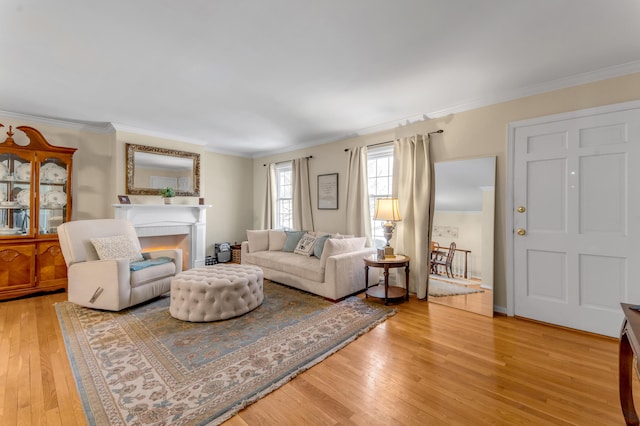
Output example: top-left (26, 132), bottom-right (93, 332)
top-left (320, 237), bottom-right (366, 267)
top-left (243, 250), bottom-right (325, 282)
top-left (283, 230), bottom-right (306, 252)
top-left (90, 234), bottom-right (144, 262)
top-left (247, 230), bottom-right (269, 252)
top-left (332, 233), bottom-right (355, 239)
top-left (313, 234), bottom-right (331, 259)
top-left (130, 261), bottom-right (176, 287)
top-left (269, 230), bottom-right (287, 251)
top-left (294, 233), bottom-right (317, 256)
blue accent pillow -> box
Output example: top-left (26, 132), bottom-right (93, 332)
top-left (314, 234), bottom-right (331, 259)
top-left (283, 230), bottom-right (306, 252)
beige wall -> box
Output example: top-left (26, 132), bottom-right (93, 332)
top-left (202, 151), bottom-right (254, 256)
top-left (253, 72), bottom-right (640, 310)
top-left (114, 130), bottom-right (254, 256)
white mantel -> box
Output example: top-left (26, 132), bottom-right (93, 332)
top-left (112, 204), bottom-right (209, 268)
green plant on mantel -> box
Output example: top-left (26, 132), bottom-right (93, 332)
top-left (160, 187), bottom-right (176, 198)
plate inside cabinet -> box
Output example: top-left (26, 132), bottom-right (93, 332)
top-left (16, 189), bottom-right (30, 207)
top-left (16, 163), bottom-right (31, 181)
top-left (43, 190), bottom-right (67, 206)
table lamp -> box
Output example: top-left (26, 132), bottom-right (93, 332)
top-left (374, 198), bottom-right (401, 258)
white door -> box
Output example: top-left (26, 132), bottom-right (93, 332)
top-left (513, 107), bottom-right (640, 337)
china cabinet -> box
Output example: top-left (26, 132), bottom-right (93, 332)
top-left (0, 124), bottom-right (76, 300)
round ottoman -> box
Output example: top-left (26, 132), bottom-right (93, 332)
top-left (170, 264), bottom-right (264, 322)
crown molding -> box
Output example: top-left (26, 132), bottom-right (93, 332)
top-left (0, 110), bottom-right (115, 133)
top-left (317, 60), bottom-right (640, 145)
top-left (111, 123), bottom-right (253, 157)
top-left (426, 60), bottom-right (640, 119)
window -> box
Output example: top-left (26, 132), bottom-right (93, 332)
top-left (367, 145), bottom-right (394, 246)
top-left (275, 162), bottom-right (292, 229)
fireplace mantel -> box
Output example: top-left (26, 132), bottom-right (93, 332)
top-left (112, 204), bottom-right (209, 268)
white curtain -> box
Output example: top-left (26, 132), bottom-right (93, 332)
top-left (345, 146), bottom-right (372, 246)
top-left (393, 134), bottom-right (435, 299)
top-left (292, 157), bottom-right (314, 231)
top-left (261, 163), bottom-right (277, 229)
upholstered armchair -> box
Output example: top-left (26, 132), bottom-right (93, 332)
top-left (57, 219), bottom-right (182, 311)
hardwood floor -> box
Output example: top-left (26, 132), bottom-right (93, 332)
top-left (428, 275), bottom-right (494, 317)
top-left (0, 290), bottom-right (631, 425)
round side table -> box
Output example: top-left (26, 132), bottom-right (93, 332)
top-left (363, 254), bottom-right (410, 305)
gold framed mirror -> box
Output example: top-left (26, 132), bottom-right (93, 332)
top-left (126, 143), bottom-right (200, 196)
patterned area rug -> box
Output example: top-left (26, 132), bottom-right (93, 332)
top-left (56, 281), bottom-right (395, 425)
top-left (428, 278), bottom-right (484, 297)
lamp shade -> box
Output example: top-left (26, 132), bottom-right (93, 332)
top-left (374, 198), bottom-right (401, 222)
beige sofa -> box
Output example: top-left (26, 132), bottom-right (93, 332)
top-left (241, 230), bottom-right (379, 300)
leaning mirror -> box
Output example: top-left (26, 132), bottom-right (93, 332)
top-left (126, 143), bottom-right (200, 196)
top-left (429, 156), bottom-right (495, 317)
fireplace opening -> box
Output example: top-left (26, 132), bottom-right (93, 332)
top-left (138, 234), bottom-right (189, 271)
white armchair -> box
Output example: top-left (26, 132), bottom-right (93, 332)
top-left (57, 219), bottom-right (182, 311)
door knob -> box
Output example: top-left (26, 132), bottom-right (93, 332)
top-left (517, 206), bottom-right (526, 213)
top-left (517, 228), bottom-right (526, 236)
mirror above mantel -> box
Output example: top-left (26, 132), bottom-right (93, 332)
top-left (126, 143), bottom-right (200, 196)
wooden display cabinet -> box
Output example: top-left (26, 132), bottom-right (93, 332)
top-left (0, 124), bottom-right (76, 300)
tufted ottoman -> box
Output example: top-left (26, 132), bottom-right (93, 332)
top-left (169, 264), bottom-right (264, 322)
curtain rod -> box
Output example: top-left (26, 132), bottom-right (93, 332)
top-left (344, 129), bottom-right (444, 152)
top-left (263, 155), bottom-right (312, 166)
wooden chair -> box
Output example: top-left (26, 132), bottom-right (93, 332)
top-left (430, 241), bottom-right (441, 274)
top-left (431, 241), bottom-right (456, 278)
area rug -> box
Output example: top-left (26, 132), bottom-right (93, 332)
top-left (56, 281), bottom-right (395, 425)
top-left (430, 274), bottom-right (482, 287)
top-left (428, 278), bottom-right (484, 297)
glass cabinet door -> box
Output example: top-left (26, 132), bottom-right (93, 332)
top-left (0, 152), bottom-right (33, 237)
top-left (38, 156), bottom-right (69, 236)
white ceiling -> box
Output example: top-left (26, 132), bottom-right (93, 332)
top-left (2, 1), bottom-right (640, 157)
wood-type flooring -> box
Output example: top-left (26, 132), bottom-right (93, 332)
top-left (0, 287), bottom-right (631, 425)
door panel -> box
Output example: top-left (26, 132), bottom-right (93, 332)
top-left (513, 107), bottom-right (640, 337)
top-left (527, 159), bottom-right (566, 232)
top-left (579, 153), bottom-right (625, 234)
top-left (579, 254), bottom-right (625, 311)
top-left (526, 250), bottom-right (566, 301)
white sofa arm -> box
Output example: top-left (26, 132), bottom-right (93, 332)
top-left (241, 241), bottom-right (250, 263)
top-left (145, 248), bottom-right (183, 272)
top-left (67, 258), bottom-right (131, 311)
top-left (325, 248), bottom-right (379, 298)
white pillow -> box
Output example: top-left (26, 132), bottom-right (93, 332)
top-left (246, 230), bottom-right (269, 252)
top-left (268, 230), bottom-right (287, 251)
top-left (90, 234), bottom-right (144, 262)
top-left (294, 233), bottom-right (317, 256)
top-left (332, 233), bottom-right (355, 239)
top-left (319, 237), bottom-right (366, 267)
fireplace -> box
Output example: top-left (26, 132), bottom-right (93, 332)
top-left (138, 233), bottom-right (190, 270)
top-left (112, 204), bottom-right (208, 268)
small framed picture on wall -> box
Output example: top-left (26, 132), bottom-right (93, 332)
top-left (317, 173), bottom-right (338, 210)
